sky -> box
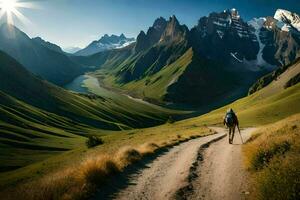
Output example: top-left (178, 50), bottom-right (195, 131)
top-left (2, 0), bottom-right (300, 48)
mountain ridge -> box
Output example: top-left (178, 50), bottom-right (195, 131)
top-left (75, 33), bottom-right (135, 56)
top-left (0, 23), bottom-right (84, 86)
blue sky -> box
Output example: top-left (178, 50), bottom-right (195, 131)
top-left (4, 0), bottom-right (300, 48)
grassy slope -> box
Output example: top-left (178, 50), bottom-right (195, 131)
top-left (104, 48), bottom-right (194, 101)
top-left (177, 82), bottom-right (300, 128)
top-left (249, 58), bottom-right (300, 95)
top-left (0, 92), bottom-right (88, 172)
top-left (1, 50), bottom-right (185, 131)
top-left (0, 51), bottom-right (187, 175)
top-left (243, 114), bottom-right (300, 200)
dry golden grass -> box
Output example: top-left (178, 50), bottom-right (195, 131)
top-left (243, 113), bottom-right (300, 200)
top-left (2, 129), bottom-right (210, 200)
top-left (114, 147), bottom-right (142, 169)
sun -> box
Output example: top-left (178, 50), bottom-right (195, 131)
top-left (0, 0), bottom-right (34, 25)
top-left (1, 0), bottom-right (17, 13)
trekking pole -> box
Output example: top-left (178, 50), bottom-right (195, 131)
top-left (237, 125), bottom-right (244, 144)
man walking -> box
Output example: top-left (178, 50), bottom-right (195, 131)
top-left (223, 108), bottom-right (239, 144)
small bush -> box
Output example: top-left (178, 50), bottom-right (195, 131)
top-left (86, 136), bottom-right (103, 148)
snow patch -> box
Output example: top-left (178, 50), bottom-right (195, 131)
top-left (248, 18), bottom-right (269, 67)
top-left (274, 9), bottom-right (300, 32)
top-left (213, 21), bottom-right (227, 27)
top-left (217, 30), bottom-right (224, 38)
top-left (230, 52), bottom-right (243, 63)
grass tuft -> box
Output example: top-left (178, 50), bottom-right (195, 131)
top-left (78, 155), bottom-right (119, 187)
top-left (114, 147), bottom-right (142, 169)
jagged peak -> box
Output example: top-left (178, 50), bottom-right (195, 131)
top-left (274, 8), bottom-right (300, 32)
top-left (153, 17), bottom-right (167, 25)
top-left (137, 30), bottom-right (146, 37)
top-left (274, 9), bottom-right (300, 21)
top-left (169, 15), bottom-right (179, 24)
top-left (120, 33), bottom-right (126, 38)
top-left (275, 9), bottom-right (293, 18)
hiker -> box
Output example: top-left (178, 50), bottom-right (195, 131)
top-left (223, 108), bottom-right (239, 144)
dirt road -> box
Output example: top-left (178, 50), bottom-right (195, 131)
top-left (188, 127), bottom-right (256, 200)
top-left (107, 127), bottom-right (255, 200)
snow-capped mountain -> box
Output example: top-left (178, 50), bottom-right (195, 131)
top-left (247, 9), bottom-right (300, 67)
top-left (274, 9), bottom-right (300, 32)
top-left (75, 34), bottom-right (135, 56)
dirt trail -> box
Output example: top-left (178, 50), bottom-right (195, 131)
top-left (188, 127), bottom-right (256, 200)
top-left (108, 127), bottom-right (255, 200)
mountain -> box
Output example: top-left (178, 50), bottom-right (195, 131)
top-left (32, 37), bottom-right (65, 54)
top-left (190, 8), bottom-right (259, 63)
top-left (135, 17), bottom-right (168, 52)
top-left (74, 34), bottom-right (135, 56)
top-left (274, 9), bottom-right (300, 32)
top-left (0, 23), bottom-right (83, 86)
top-left (73, 9), bottom-right (300, 109)
top-left (63, 46), bottom-right (82, 54)
top-left (248, 9), bottom-right (300, 67)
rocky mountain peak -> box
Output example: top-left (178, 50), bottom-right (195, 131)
top-left (274, 9), bottom-right (300, 32)
top-left (120, 33), bottom-right (126, 39)
top-left (153, 17), bottom-right (167, 30)
top-left (134, 31), bottom-right (149, 52)
top-left (134, 18), bottom-right (168, 52)
top-left (159, 15), bottom-right (188, 43)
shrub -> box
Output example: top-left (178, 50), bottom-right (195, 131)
top-left (86, 136), bottom-right (103, 148)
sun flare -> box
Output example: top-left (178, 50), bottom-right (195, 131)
top-left (1, 0), bottom-right (17, 13)
top-left (0, 0), bottom-right (34, 25)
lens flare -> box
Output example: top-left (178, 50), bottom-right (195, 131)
top-left (0, 0), bottom-right (34, 25)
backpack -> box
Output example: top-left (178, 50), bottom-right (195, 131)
top-left (225, 112), bottom-right (235, 127)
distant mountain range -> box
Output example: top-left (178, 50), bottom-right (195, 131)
top-left (74, 8), bottom-right (300, 109)
top-left (63, 46), bottom-right (82, 54)
top-left (0, 23), bottom-right (83, 86)
top-left (74, 34), bottom-right (135, 56)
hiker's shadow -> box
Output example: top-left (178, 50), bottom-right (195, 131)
top-left (92, 147), bottom-right (171, 200)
